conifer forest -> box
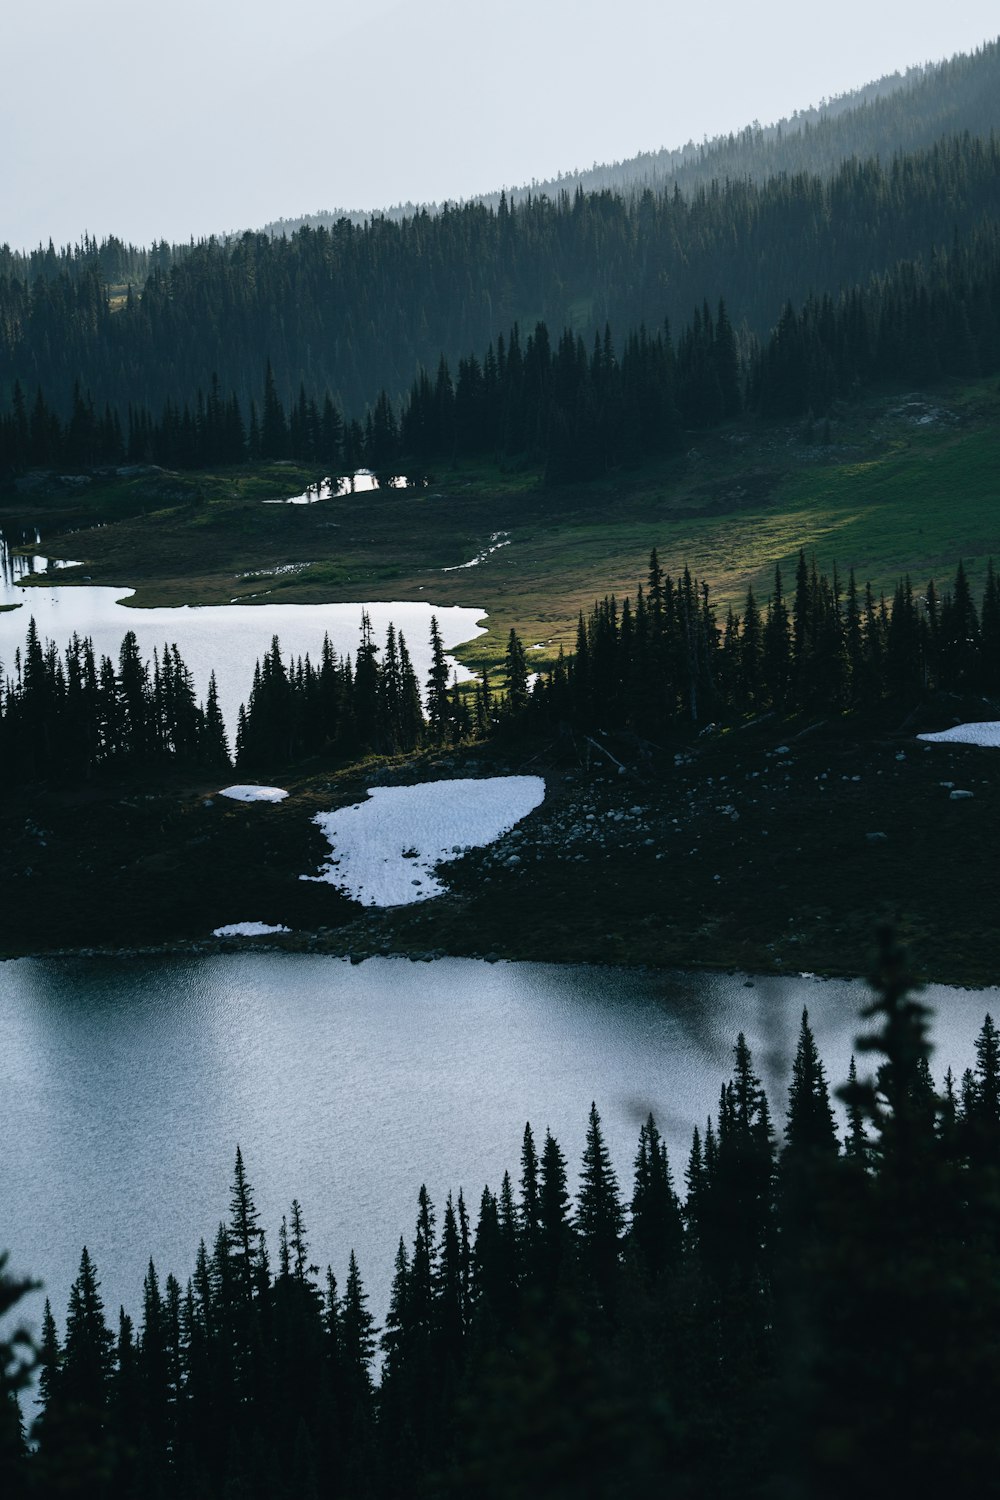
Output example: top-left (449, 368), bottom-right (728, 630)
top-left (6, 944), bottom-right (1000, 1496)
top-left (4, 28), bottom-right (1000, 1500)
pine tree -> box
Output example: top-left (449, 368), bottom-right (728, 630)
top-left (628, 1113), bottom-right (682, 1279)
top-left (504, 628), bottom-right (530, 714)
top-left (576, 1102), bottom-right (625, 1294)
top-left (396, 631), bottom-right (425, 750)
top-left (538, 1130), bottom-right (573, 1294)
top-left (409, 1185), bottom-right (437, 1340)
top-left (708, 1036), bottom-right (776, 1277)
top-left (201, 671), bottom-right (231, 768)
top-left (62, 1247), bottom-right (114, 1411)
top-left (425, 617), bottom-right (451, 741)
top-left (519, 1122), bottom-right (542, 1264)
top-left (380, 1239), bottom-right (411, 1376)
top-left (139, 1258), bottom-right (171, 1454)
top-left (845, 927), bottom-right (937, 1175)
top-left (261, 360), bottom-right (288, 459)
top-left (963, 1013), bottom-right (1000, 1164)
top-left (341, 1251), bottom-right (376, 1394)
top-left (228, 1146), bottom-right (268, 1302)
top-left (436, 1195), bottom-right (466, 1365)
top-left (784, 1009), bottom-right (839, 1157)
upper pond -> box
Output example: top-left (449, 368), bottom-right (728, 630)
top-left (265, 469), bottom-right (414, 503)
top-left (0, 539), bottom-right (485, 737)
top-left (2, 953), bottom-right (995, 1334)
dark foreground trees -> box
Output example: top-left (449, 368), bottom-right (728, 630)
top-left (10, 937), bottom-right (1000, 1496)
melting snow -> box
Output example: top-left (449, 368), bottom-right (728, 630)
top-left (918, 722), bottom-right (1000, 749)
top-left (213, 921), bottom-right (291, 937)
top-left (304, 775), bottom-right (546, 906)
top-left (220, 784), bottom-right (289, 803)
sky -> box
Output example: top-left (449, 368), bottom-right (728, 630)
top-left (3, 0), bottom-right (997, 251)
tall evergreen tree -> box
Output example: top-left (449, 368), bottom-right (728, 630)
top-left (576, 1102), bottom-right (625, 1276)
top-left (784, 1009), bottom-right (839, 1158)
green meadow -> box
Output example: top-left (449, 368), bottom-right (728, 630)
top-left (13, 378), bottom-right (999, 675)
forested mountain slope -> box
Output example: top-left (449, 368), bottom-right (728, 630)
top-left (265, 36), bottom-right (1000, 231)
top-left (1, 130), bottom-right (999, 424)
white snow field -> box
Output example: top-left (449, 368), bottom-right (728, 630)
top-left (212, 921), bottom-right (291, 937)
top-left (305, 775), bottom-right (546, 906)
top-left (219, 785), bottom-right (289, 803)
top-left (918, 722), bottom-right (1000, 748)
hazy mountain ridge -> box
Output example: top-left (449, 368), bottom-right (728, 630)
top-left (2, 128), bottom-right (998, 424)
top-left (253, 38), bottom-right (1000, 237)
top-left (2, 35), bottom-right (997, 283)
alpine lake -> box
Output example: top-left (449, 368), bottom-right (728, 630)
top-left (2, 952), bottom-right (994, 1340)
top-left (1, 522), bottom-right (997, 1351)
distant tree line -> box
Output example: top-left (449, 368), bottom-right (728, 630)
top-left (6, 939), bottom-right (1000, 1495)
top-left (5, 42), bottom-right (998, 281)
top-left (5, 547), bottom-right (996, 788)
top-left (2, 202), bottom-right (999, 487)
top-left (0, 622), bottom-right (230, 785)
top-left (527, 551), bottom-right (1000, 734)
top-left (0, 610), bottom-right (522, 789)
top-left (1, 128), bottom-right (999, 431)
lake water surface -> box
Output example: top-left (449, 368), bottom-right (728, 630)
top-left (0, 539), bottom-right (485, 738)
top-left (2, 953), bottom-right (994, 1336)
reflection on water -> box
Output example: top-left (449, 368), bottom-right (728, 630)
top-left (266, 470), bottom-right (420, 504)
top-left (0, 536), bottom-right (484, 737)
top-left (2, 954), bottom-right (995, 1335)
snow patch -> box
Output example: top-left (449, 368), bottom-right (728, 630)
top-left (220, 784), bottom-right (289, 803)
top-left (213, 921), bottom-right (291, 937)
top-left (304, 776), bottom-right (546, 906)
top-left (918, 722), bottom-right (1000, 749)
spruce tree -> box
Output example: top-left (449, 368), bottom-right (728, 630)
top-left (380, 1238), bottom-right (411, 1377)
top-left (227, 1146), bottom-right (268, 1302)
top-left (784, 1009), bottom-right (839, 1158)
top-left (436, 1195), bottom-right (466, 1365)
top-left (538, 1130), bottom-right (573, 1294)
top-left (62, 1247), bottom-right (114, 1411)
top-left (425, 617), bottom-right (451, 741)
top-left (504, 628), bottom-right (530, 714)
top-left (201, 671), bottom-right (231, 768)
top-left (341, 1251), bottom-right (376, 1395)
top-left (628, 1113), bottom-right (682, 1279)
top-left (576, 1102), bottom-right (625, 1294)
top-left (519, 1122), bottom-right (542, 1263)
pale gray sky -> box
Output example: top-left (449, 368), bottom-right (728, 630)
top-left (3, 0), bottom-right (997, 251)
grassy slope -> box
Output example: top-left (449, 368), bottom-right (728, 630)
top-left (10, 380), bottom-right (997, 682)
